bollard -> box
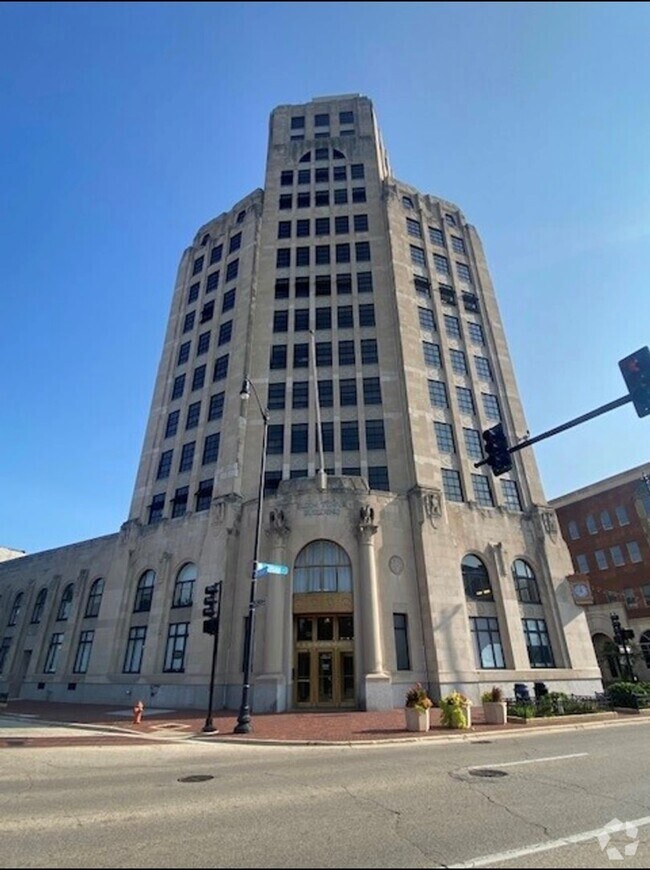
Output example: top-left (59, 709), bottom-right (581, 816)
top-left (132, 700), bottom-right (144, 724)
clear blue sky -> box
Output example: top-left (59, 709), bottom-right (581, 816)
top-left (2, 1), bottom-right (649, 554)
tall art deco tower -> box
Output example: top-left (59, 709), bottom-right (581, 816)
top-left (124, 93), bottom-right (600, 712)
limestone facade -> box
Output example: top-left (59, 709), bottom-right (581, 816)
top-left (0, 95), bottom-right (601, 711)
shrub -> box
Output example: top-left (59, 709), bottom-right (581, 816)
top-left (405, 683), bottom-right (433, 712)
top-left (439, 691), bottom-right (471, 729)
top-left (607, 681), bottom-right (650, 709)
top-left (481, 686), bottom-right (504, 704)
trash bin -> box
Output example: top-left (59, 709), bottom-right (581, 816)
top-left (514, 683), bottom-right (530, 702)
top-left (534, 682), bottom-right (548, 699)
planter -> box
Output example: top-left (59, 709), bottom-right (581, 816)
top-left (482, 701), bottom-right (507, 725)
top-left (405, 706), bottom-right (430, 732)
top-left (507, 711), bottom-right (618, 726)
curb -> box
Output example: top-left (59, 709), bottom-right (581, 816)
top-left (2, 711), bottom-right (649, 747)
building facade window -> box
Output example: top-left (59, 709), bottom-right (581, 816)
top-left (123, 626), bottom-right (147, 674)
top-left (163, 623), bottom-right (189, 673)
top-left (462, 554), bottom-right (493, 600)
top-left (294, 540), bottom-right (352, 593)
top-left (202, 433), bottom-right (220, 465)
top-left (43, 633), bottom-right (64, 674)
top-left (73, 629), bottom-right (95, 674)
top-left (463, 428), bottom-right (483, 461)
top-left (195, 479), bottom-right (213, 512)
top-left (501, 479), bottom-right (522, 511)
top-left (0, 637), bottom-right (11, 674)
top-left (31, 588), bottom-right (47, 624)
top-left (470, 617), bottom-right (505, 669)
top-left (568, 520), bottom-right (580, 540)
top-left (172, 486), bottom-right (188, 518)
top-left (575, 554), bottom-right (589, 573)
top-left (84, 578), bottom-right (104, 618)
top-left (57, 584), bottom-right (74, 621)
top-left (512, 559), bottom-right (540, 603)
top-left (441, 469), bottom-right (464, 502)
top-left (393, 613), bottom-right (411, 670)
top-left (522, 618), bottom-right (555, 668)
top-left (133, 570), bottom-right (155, 613)
top-left (148, 494), bottom-right (165, 524)
top-left (172, 563), bottom-right (196, 608)
top-left (434, 421), bottom-right (455, 453)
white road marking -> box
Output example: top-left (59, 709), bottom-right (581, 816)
top-left (448, 813), bottom-right (650, 868)
top-left (467, 752), bottom-right (588, 770)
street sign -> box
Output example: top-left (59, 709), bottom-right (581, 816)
top-left (255, 561), bottom-right (289, 576)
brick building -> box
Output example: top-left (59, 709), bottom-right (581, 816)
top-left (550, 463), bottom-right (650, 683)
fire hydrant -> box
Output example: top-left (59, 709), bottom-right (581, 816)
top-left (132, 700), bottom-right (144, 725)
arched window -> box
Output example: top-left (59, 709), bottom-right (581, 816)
top-left (31, 588), bottom-right (48, 624)
top-left (640, 631), bottom-right (650, 669)
top-left (462, 555), bottom-right (493, 601)
top-left (8, 592), bottom-right (23, 627)
top-left (133, 570), bottom-right (156, 613)
top-left (56, 584), bottom-right (74, 621)
top-left (84, 578), bottom-right (105, 618)
top-left (402, 195), bottom-right (414, 209)
top-left (512, 560), bottom-right (541, 604)
top-left (294, 541), bottom-right (352, 593)
top-left (172, 563), bottom-right (196, 608)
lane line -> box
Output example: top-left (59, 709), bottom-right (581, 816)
top-left (448, 813), bottom-right (650, 868)
top-left (467, 752), bottom-right (588, 770)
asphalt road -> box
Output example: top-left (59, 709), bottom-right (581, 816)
top-left (2, 720), bottom-right (649, 868)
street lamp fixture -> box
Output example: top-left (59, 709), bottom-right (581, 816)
top-left (234, 377), bottom-right (269, 733)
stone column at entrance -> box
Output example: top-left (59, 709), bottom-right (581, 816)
top-left (256, 508), bottom-right (291, 712)
top-left (357, 505), bottom-right (392, 710)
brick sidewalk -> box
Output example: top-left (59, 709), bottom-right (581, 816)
top-left (2, 699), bottom-right (517, 742)
top-left (2, 699), bottom-right (629, 744)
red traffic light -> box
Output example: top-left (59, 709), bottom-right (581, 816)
top-left (619, 346), bottom-right (650, 417)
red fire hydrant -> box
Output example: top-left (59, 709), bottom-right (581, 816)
top-left (132, 700), bottom-right (144, 725)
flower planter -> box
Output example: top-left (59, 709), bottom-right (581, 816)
top-left (405, 706), bottom-right (430, 732)
top-left (482, 701), bottom-right (507, 725)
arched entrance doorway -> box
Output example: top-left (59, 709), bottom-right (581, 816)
top-left (292, 540), bottom-right (355, 709)
top-left (592, 632), bottom-right (621, 683)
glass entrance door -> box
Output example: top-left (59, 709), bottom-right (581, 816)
top-left (294, 614), bottom-right (355, 708)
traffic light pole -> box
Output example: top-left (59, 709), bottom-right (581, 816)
top-left (202, 616), bottom-right (221, 733)
top-left (202, 581), bottom-right (222, 734)
top-left (474, 393), bottom-right (631, 470)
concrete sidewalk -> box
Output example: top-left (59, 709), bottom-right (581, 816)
top-left (0, 699), bottom-right (643, 746)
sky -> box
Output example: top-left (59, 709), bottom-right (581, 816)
top-left (1, 1), bottom-right (649, 554)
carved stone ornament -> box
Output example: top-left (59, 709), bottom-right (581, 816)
top-left (422, 489), bottom-right (442, 527)
top-left (267, 507), bottom-right (291, 541)
top-left (388, 555), bottom-right (404, 576)
top-left (540, 509), bottom-right (558, 538)
top-left (358, 504), bottom-right (378, 541)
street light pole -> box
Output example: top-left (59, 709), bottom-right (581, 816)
top-left (234, 377), bottom-right (268, 734)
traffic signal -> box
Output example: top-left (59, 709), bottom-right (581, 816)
top-left (610, 613), bottom-right (634, 643)
top-left (203, 583), bottom-right (219, 618)
top-left (619, 346), bottom-right (650, 417)
top-left (202, 583), bottom-right (222, 635)
top-left (481, 423), bottom-right (512, 476)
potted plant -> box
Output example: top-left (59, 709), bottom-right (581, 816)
top-left (404, 682), bottom-right (433, 731)
top-left (439, 691), bottom-right (472, 729)
top-left (481, 685), bottom-right (507, 725)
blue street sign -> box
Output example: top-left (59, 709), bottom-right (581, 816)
top-left (255, 561), bottom-right (289, 577)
